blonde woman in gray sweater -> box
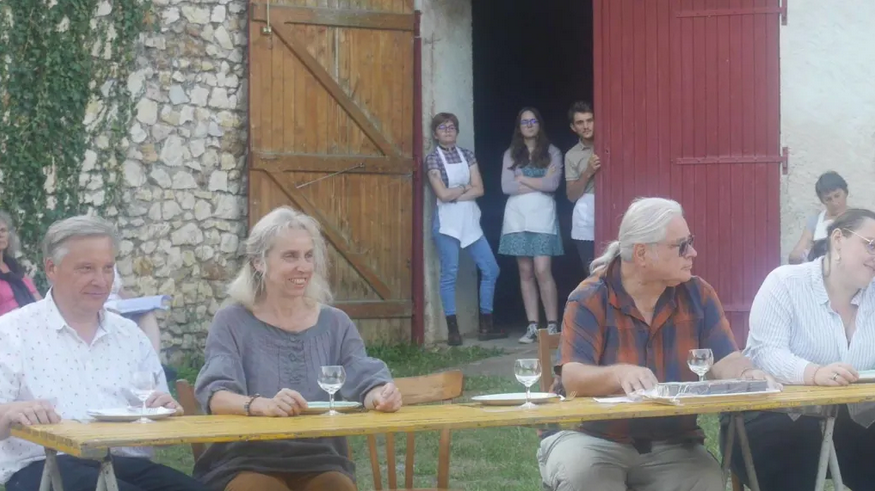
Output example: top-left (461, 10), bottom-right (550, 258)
top-left (194, 206), bottom-right (402, 491)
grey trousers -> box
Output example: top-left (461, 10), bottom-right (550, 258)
top-left (537, 431), bottom-right (724, 491)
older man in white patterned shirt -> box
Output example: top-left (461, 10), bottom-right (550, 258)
top-left (0, 216), bottom-right (207, 491)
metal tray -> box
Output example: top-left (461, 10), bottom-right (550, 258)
top-left (641, 379), bottom-right (780, 405)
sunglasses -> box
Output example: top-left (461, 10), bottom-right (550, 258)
top-left (670, 235), bottom-right (695, 257)
top-left (845, 229), bottom-right (875, 255)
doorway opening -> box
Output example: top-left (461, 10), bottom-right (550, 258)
top-left (472, 0), bottom-right (595, 332)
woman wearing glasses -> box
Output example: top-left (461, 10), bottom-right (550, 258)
top-left (726, 208), bottom-right (875, 491)
top-left (425, 112), bottom-right (505, 345)
top-left (499, 107), bottom-right (564, 344)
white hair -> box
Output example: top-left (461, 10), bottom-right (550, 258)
top-left (590, 197), bottom-right (684, 275)
top-left (42, 215), bottom-right (119, 264)
top-left (227, 206), bottom-right (332, 309)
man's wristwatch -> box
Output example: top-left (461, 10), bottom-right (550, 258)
top-left (244, 394), bottom-right (261, 416)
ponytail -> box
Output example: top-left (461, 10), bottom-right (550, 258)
top-left (590, 241), bottom-right (621, 276)
top-left (807, 239), bottom-right (829, 262)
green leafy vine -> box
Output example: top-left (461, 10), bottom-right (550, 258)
top-left (0, 0), bottom-right (150, 287)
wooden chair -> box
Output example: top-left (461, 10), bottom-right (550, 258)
top-left (177, 373), bottom-right (463, 490)
top-left (366, 370), bottom-right (464, 491)
top-left (175, 380), bottom-right (356, 463)
top-left (533, 332), bottom-right (744, 491)
top-left (174, 380), bottom-right (207, 461)
top-left (536, 328), bottom-right (560, 392)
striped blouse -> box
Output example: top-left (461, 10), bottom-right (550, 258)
top-left (744, 259), bottom-right (875, 425)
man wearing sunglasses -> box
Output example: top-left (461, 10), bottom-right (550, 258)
top-left (537, 197), bottom-right (772, 491)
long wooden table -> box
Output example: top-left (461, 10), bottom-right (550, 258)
top-left (13, 384), bottom-right (875, 491)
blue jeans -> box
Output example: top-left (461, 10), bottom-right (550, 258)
top-left (433, 219), bottom-right (499, 316)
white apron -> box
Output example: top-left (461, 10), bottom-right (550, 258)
top-left (813, 210), bottom-right (832, 240)
top-left (436, 148), bottom-right (484, 248)
top-left (571, 192), bottom-right (595, 241)
top-left (501, 179), bottom-right (558, 236)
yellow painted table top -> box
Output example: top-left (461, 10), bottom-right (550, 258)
top-left (12, 385), bottom-right (875, 458)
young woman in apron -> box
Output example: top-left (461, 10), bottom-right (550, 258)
top-left (425, 113), bottom-right (506, 346)
top-left (498, 107), bottom-right (565, 344)
top-left (788, 171), bottom-right (849, 263)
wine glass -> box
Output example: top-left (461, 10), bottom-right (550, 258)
top-left (514, 358), bottom-right (542, 409)
top-left (131, 371), bottom-right (158, 424)
top-left (318, 366), bottom-right (347, 416)
top-left (687, 349), bottom-right (714, 382)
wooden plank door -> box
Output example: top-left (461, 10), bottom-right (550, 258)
top-left (594, 0), bottom-right (785, 347)
top-left (248, 0), bottom-right (415, 344)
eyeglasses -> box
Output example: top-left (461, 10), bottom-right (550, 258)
top-left (669, 235), bottom-right (695, 257)
top-left (437, 124), bottom-right (457, 132)
top-left (845, 229), bottom-right (875, 255)
top-left (520, 118), bottom-right (539, 127)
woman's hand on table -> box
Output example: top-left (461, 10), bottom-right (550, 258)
top-left (813, 363), bottom-right (859, 386)
top-left (366, 383), bottom-right (402, 413)
top-left (251, 389), bottom-right (308, 417)
top-left (147, 392), bottom-right (184, 415)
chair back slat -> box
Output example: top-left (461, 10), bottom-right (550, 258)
top-left (174, 380), bottom-right (207, 461)
top-left (537, 329), bottom-right (561, 392)
top-left (368, 370), bottom-right (464, 490)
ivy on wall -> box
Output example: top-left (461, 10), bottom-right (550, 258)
top-left (0, 0), bottom-right (150, 286)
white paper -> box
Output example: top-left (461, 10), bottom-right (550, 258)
top-left (593, 396), bottom-right (638, 404)
top-left (104, 295), bottom-right (171, 315)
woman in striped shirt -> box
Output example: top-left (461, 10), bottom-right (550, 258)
top-left (725, 208), bottom-right (875, 491)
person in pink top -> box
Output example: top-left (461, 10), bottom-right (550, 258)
top-left (0, 212), bottom-right (41, 317)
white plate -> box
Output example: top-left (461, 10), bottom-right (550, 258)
top-left (857, 370), bottom-right (875, 383)
top-left (471, 392), bottom-right (560, 406)
top-left (301, 401), bottom-right (363, 415)
top-left (86, 407), bottom-right (176, 422)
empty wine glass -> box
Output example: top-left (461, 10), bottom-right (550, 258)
top-left (318, 365), bottom-right (346, 416)
top-left (687, 349), bottom-right (714, 382)
top-left (131, 371), bottom-right (158, 424)
top-left (514, 358), bottom-right (542, 409)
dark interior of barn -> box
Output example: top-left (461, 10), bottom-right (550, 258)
top-left (472, 0), bottom-right (594, 331)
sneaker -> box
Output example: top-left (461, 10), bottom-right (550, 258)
top-left (518, 322), bottom-right (538, 344)
top-left (547, 322), bottom-right (559, 336)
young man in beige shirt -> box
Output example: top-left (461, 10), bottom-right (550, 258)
top-left (564, 101), bottom-right (600, 272)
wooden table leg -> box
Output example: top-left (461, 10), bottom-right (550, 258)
top-left (39, 449), bottom-right (64, 491)
top-left (95, 452), bottom-right (120, 491)
top-left (733, 413), bottom-right (761, 491)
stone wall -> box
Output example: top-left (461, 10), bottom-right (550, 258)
top-left (106, 0), bottom-right (251, 364)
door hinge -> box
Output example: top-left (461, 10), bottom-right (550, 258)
top-left (781, 146), bottom-right (789, 175)
top-left (780, 0), bottom-right (788, 25)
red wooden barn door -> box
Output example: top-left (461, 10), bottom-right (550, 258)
top-left (594, 0), bottom-right (785, 347)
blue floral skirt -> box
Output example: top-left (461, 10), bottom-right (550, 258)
top-left (498, 232), bottom-right (564, 257)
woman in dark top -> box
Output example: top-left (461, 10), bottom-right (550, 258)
top-left (194, 206), bottom-right (402, 491)
top-left (0, 211), bottom-right (41, 317)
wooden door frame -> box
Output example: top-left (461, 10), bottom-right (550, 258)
top-left (244, 1), bottom-right (425, 345)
